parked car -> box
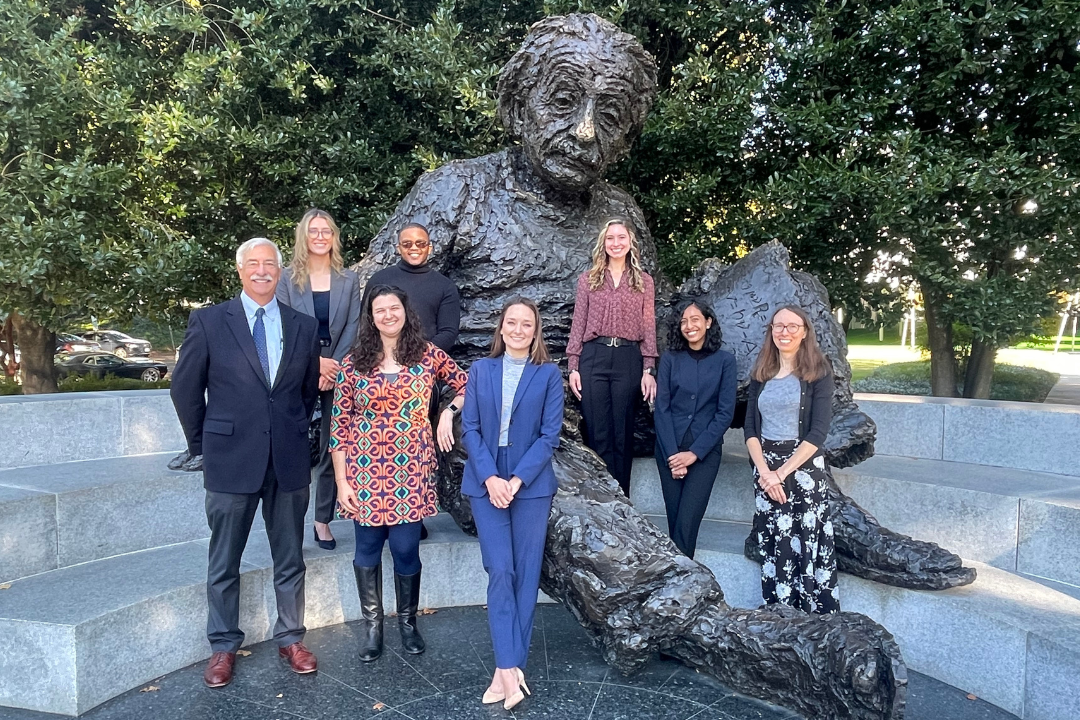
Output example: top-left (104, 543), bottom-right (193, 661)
top-left (56, 353), bottom-right (168, 382)
top-left (81, 331), bottom-right (152, 358)
top-left (56, 333), bottom-right (101, 354)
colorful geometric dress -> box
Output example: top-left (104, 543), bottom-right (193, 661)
top-left (329, 343), bottom-right (467, 526)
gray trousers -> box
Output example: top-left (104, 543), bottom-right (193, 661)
top-left (312, 389), bottom-right (337, 524)
top-left (205, 456), bottom-right (310, 652)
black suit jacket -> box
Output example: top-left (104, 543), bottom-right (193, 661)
top-left (171, 295), bottom-right (321, 493)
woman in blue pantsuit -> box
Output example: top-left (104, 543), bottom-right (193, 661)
top-left (461, 297), bottom-right (563, 711)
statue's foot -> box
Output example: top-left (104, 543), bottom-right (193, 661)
top-left (673, 605), bottom-right (907, 720)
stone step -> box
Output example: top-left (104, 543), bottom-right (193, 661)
top-left (657, 517), bottom-right (1080, 720)
top-left (3, 505), bottom-right (1079, 718)
top-left (0, 513), bottom-right (486, 716)
top-left (0, 454), bottom-right (339, 583)
top-left (630, 430), bottom-right (1080, 590)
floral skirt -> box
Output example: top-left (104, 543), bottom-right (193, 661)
top-left (752, 438), bottom-right (839, 614)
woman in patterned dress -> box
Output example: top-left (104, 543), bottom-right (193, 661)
top-left (744, 305), bottom-right (838, 614)
top-left (566, 219), bottom-right (658, 497)
top-left (330, 285), bottom-right (467, 661)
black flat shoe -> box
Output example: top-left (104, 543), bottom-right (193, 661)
top-left (313, 526), bottom-right (337, 550)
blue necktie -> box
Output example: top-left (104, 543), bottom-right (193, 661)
top-left (253, 307), bottom-right (271, 386)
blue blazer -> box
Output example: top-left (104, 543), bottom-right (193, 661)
top-left (654, 349), bottom-right (737, 460)
top-left (170, 296), bottom-right (322, 494)
top-left (460, 358), bottom-right (564, 499)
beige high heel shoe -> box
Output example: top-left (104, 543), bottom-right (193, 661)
top-left (515, 668), bottom-right (531, 696)
top-left (481, 686), bottom-right (505, 705)
top-left (503, 686), bottom-right (525, 711)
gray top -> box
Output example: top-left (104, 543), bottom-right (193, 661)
top-left (500, 353), bottom-right (528, 446)
top-left (758, 373), bottom-right (801, 441)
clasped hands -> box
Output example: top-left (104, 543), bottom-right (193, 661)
top-left (318, 357), bottom-right (340, 392)
top-left (485, 475), bottom-right (524, 509)
top-left (757, 467), bottom-right (789, 504)
top-left (667, 450), bottom-right (697, 479)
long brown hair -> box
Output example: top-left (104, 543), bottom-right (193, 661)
top-left (586, 219), bottom-right (645, 292)
top-left (488, 297), bottom-right (551, 365)
top-left (350, 285), bottom-right (428, 373)
top-left (750, 305), bottom-right (831, 383)
top-left (289, 208), bottom-right (343, 289)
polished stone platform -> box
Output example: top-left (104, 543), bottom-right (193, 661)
top-left (0, 605), bottom-right (1017, 720)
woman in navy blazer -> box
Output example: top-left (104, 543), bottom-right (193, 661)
top-left (653, 298), bottom-right (737, 558)
top-left (461, 297), bottom-right (563, 711)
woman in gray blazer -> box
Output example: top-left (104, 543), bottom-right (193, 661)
top-left (277, 208), bottom-right (362, 549)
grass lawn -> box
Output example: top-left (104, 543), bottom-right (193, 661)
top-left (1014, 334), bottom-right (1080, 352)
top-left (849, 358), bottom-right (891, 383)
top-left (854, 361), bottom-right (1059, 403)
top-left (845, 326), bottom-right (904, 346)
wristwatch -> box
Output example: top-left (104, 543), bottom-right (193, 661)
top-left (644, 367), bottom-right (656, 377)
top-left (448, 402), bottom-right (462, 416)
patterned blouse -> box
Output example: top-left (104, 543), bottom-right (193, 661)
top-left (566, 269), bottom-right (658, 372)
top-left (330, 343), bottom-right (468, 526)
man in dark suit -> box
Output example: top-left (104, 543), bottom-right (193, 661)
top-left (171, 237), bottom-right (322, 688)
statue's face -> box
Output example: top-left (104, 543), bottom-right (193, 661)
top-left (519, 42), bottom-right (637, 191)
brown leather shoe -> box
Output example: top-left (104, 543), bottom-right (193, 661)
top-left (203, 651), bottom-right (236, 688)
top-left (278, 641), bottom-right (317, 674)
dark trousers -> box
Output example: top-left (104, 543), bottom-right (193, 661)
top-left (579, 340), bottom-right (642, 496)
top-left (656, 443), bottom-right (723, 558)
top-left (353, 521), bottom-right (423, 575)
top-left (313, 389), bottom-right (337, 524)
top-left (470, 447), bottom-right (552, 670)
top-left (205, 455), bottom-right (309, 652)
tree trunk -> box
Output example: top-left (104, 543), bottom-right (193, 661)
top-left (1, 317), bottom-right (17, 378)
top-left (841, 307), bottom-right (853, 332)
top-left (922, 295), bottom-right (957, 397)
top-left (962, 338), bottom-right (995, 399)
top-left (11, 313), bottom-right (58, 394)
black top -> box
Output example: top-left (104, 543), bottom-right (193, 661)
top-left (311, 291), bottom-right (332, 344)
top-left (363, 261), bottom-right (461, 352)
top-left (743, 369), bottom-right (834, 449)
top-left (653, 348), bottom-right (738, 460)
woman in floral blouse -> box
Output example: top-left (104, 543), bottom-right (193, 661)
top-left (331, 285), bottom-right (467, 661)
top-left (744, 305), bottom-right (838, 614)
top-left (565, 219), bottom-right (658, 497)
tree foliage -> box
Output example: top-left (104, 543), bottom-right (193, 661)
top-left (2, 0), bottom-right (1078, 398)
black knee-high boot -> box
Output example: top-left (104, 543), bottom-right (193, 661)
top-left (395, 570), bottom-right (425, 654)
top-left (353, 565), bottom-right (383, 662)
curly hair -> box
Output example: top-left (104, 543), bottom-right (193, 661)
top-left (586, 219), bottom-right (645, 292)
top-left (350, 285), bottom-right (428, 373)
top-left (667, 298), bottom-right (723, 353)
top-left (497, 13), bottom-right (657, 157)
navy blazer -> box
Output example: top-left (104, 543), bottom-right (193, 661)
top-left (653, 349), bottom-right (737, 460)
top-left (171, 295), bottom-right (321, 494)
top-left (460, 357), bottom-right (564, 499)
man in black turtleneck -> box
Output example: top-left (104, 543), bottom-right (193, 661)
top-left (362, 223), bottom-right (460, 352)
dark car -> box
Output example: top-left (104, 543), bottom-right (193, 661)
top-left (57, 353), bottom-right (168, 382)
top-left (81, 330), bottom-right (152, 358)
top-left (56, 333), bottom-right (101, 354)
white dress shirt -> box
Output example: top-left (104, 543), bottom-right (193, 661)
top-left (240, 291), bottom-right (283, 385)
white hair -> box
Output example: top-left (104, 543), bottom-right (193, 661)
top-left (235, 237), bottom-right (282, 268)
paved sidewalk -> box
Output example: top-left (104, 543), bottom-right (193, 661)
top-left (1046, 374), bottom-right (1080, 406)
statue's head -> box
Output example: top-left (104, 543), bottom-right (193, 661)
top-left (497, 14), bottom-right (658, 192)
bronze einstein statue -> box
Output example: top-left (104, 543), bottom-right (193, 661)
top-left (349, 13), bottom-right (984, 718)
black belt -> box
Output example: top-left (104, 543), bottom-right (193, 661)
top-left (589, 336), bottom-right (638, 348)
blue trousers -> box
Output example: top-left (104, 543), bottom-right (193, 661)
top-left (470, 448), bottom-right (552, 670)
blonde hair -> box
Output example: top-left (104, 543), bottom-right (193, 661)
top-left (750, 305), bottom-right (831, 383)
top-left (289, 208), bottom-right (343, 289)
top-left (587, 219), bottom-right (645, 292)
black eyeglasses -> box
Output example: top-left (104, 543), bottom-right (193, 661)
top-left (770, 323), bottom-right (805, 334)
top-left (399, 240), bottom-right (430, 250)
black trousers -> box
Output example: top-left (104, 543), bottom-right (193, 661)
top-left (205, 453), bottom-right (310, 652)
top-left (580, 340), bottom-right (642, 496)
top-left (312, 389), bottom-right (337, 524)
top-left (656, 443), bottom-right (723, 558)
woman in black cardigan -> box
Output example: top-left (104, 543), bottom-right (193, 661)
top-left (653, 299), bottom-right (737, 558)
top-left (744, 305), bottom-right (838, 614)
